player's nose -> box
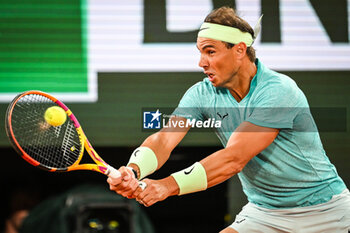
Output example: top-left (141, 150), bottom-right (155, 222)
top-left (198, 54), bottom-right (209, 69)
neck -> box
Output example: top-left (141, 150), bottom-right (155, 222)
top-left (228, 59), bottom-right (256, 101)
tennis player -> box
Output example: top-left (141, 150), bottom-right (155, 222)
top-left (108, 7), bottom-right (350, 232)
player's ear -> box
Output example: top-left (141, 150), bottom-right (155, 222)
top-left (235, 42), bottom-right (247, 59)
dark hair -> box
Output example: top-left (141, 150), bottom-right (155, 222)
top-left (204, 6), bottom-right (256, 62)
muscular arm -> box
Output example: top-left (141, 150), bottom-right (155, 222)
top-left (136, 121), bottom-right (279, 206)
top-left (201, 121), bottom-right (279, 188)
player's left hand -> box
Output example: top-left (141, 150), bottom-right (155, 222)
top-left (134, 176), bottom-right (179, 207)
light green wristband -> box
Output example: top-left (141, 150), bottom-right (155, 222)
top-left (127, 147), bottom-right (158, 179)
top-left (171, 162), bottom-right (208, 195)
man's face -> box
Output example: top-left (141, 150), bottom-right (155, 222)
top-left (197, 37), bottom-right (240, 88)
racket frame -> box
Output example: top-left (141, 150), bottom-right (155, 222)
top-left (5, 90), bottom-right (116, 176)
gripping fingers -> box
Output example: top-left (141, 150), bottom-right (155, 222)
top-left (108, 166), bottom-right (139, 198)
top-left (133, 180), bottom-right (147, 198)
top-left (139, 181), bottom-right (147, 190)
top-left (107, 165), bottom-right (122, 185)
top-left (135, 181), bottom-right (150, 206)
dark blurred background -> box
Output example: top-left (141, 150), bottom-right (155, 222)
top-left (0, 0), bottom-right (349, 233)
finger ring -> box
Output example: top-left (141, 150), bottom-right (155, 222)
top-left (139, 200), bottom-right (144, 204)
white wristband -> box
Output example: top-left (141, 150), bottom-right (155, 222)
top-left (127, 147), bottom-right (158, 179)
top-left (171, 162), bottom-right (208, 195)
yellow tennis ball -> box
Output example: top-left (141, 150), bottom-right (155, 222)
top-left (44, 106), bottom-right (67, 127)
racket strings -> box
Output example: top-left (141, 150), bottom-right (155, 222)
top-left (11, 94), bottom-right (82, 169)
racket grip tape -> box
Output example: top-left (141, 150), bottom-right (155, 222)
top-left (107, 166), bottom-right (146, 190)
top-left (106, 165), bottom-right (121, 180)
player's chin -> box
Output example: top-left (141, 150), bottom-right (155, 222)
top-left (208, 78), bottom-right (216, 85)
top-left (208, 77), bottom-right (222, 87)
top-left (210, 80), bottom-right (221, 87)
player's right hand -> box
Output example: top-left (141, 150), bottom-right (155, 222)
top-left (107, 166), bottom-right (141, 199)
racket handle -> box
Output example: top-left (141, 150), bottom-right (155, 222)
top-left (106, 165), bottom-right (121, 180)
top-left (108, 166), bottom-right (146, 190)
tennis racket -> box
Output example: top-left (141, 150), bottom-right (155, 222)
top-left (5, 90), bottom-right (130, 184)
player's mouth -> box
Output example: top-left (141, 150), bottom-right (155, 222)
top-left (205, 72), bottom-right (215, 82)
